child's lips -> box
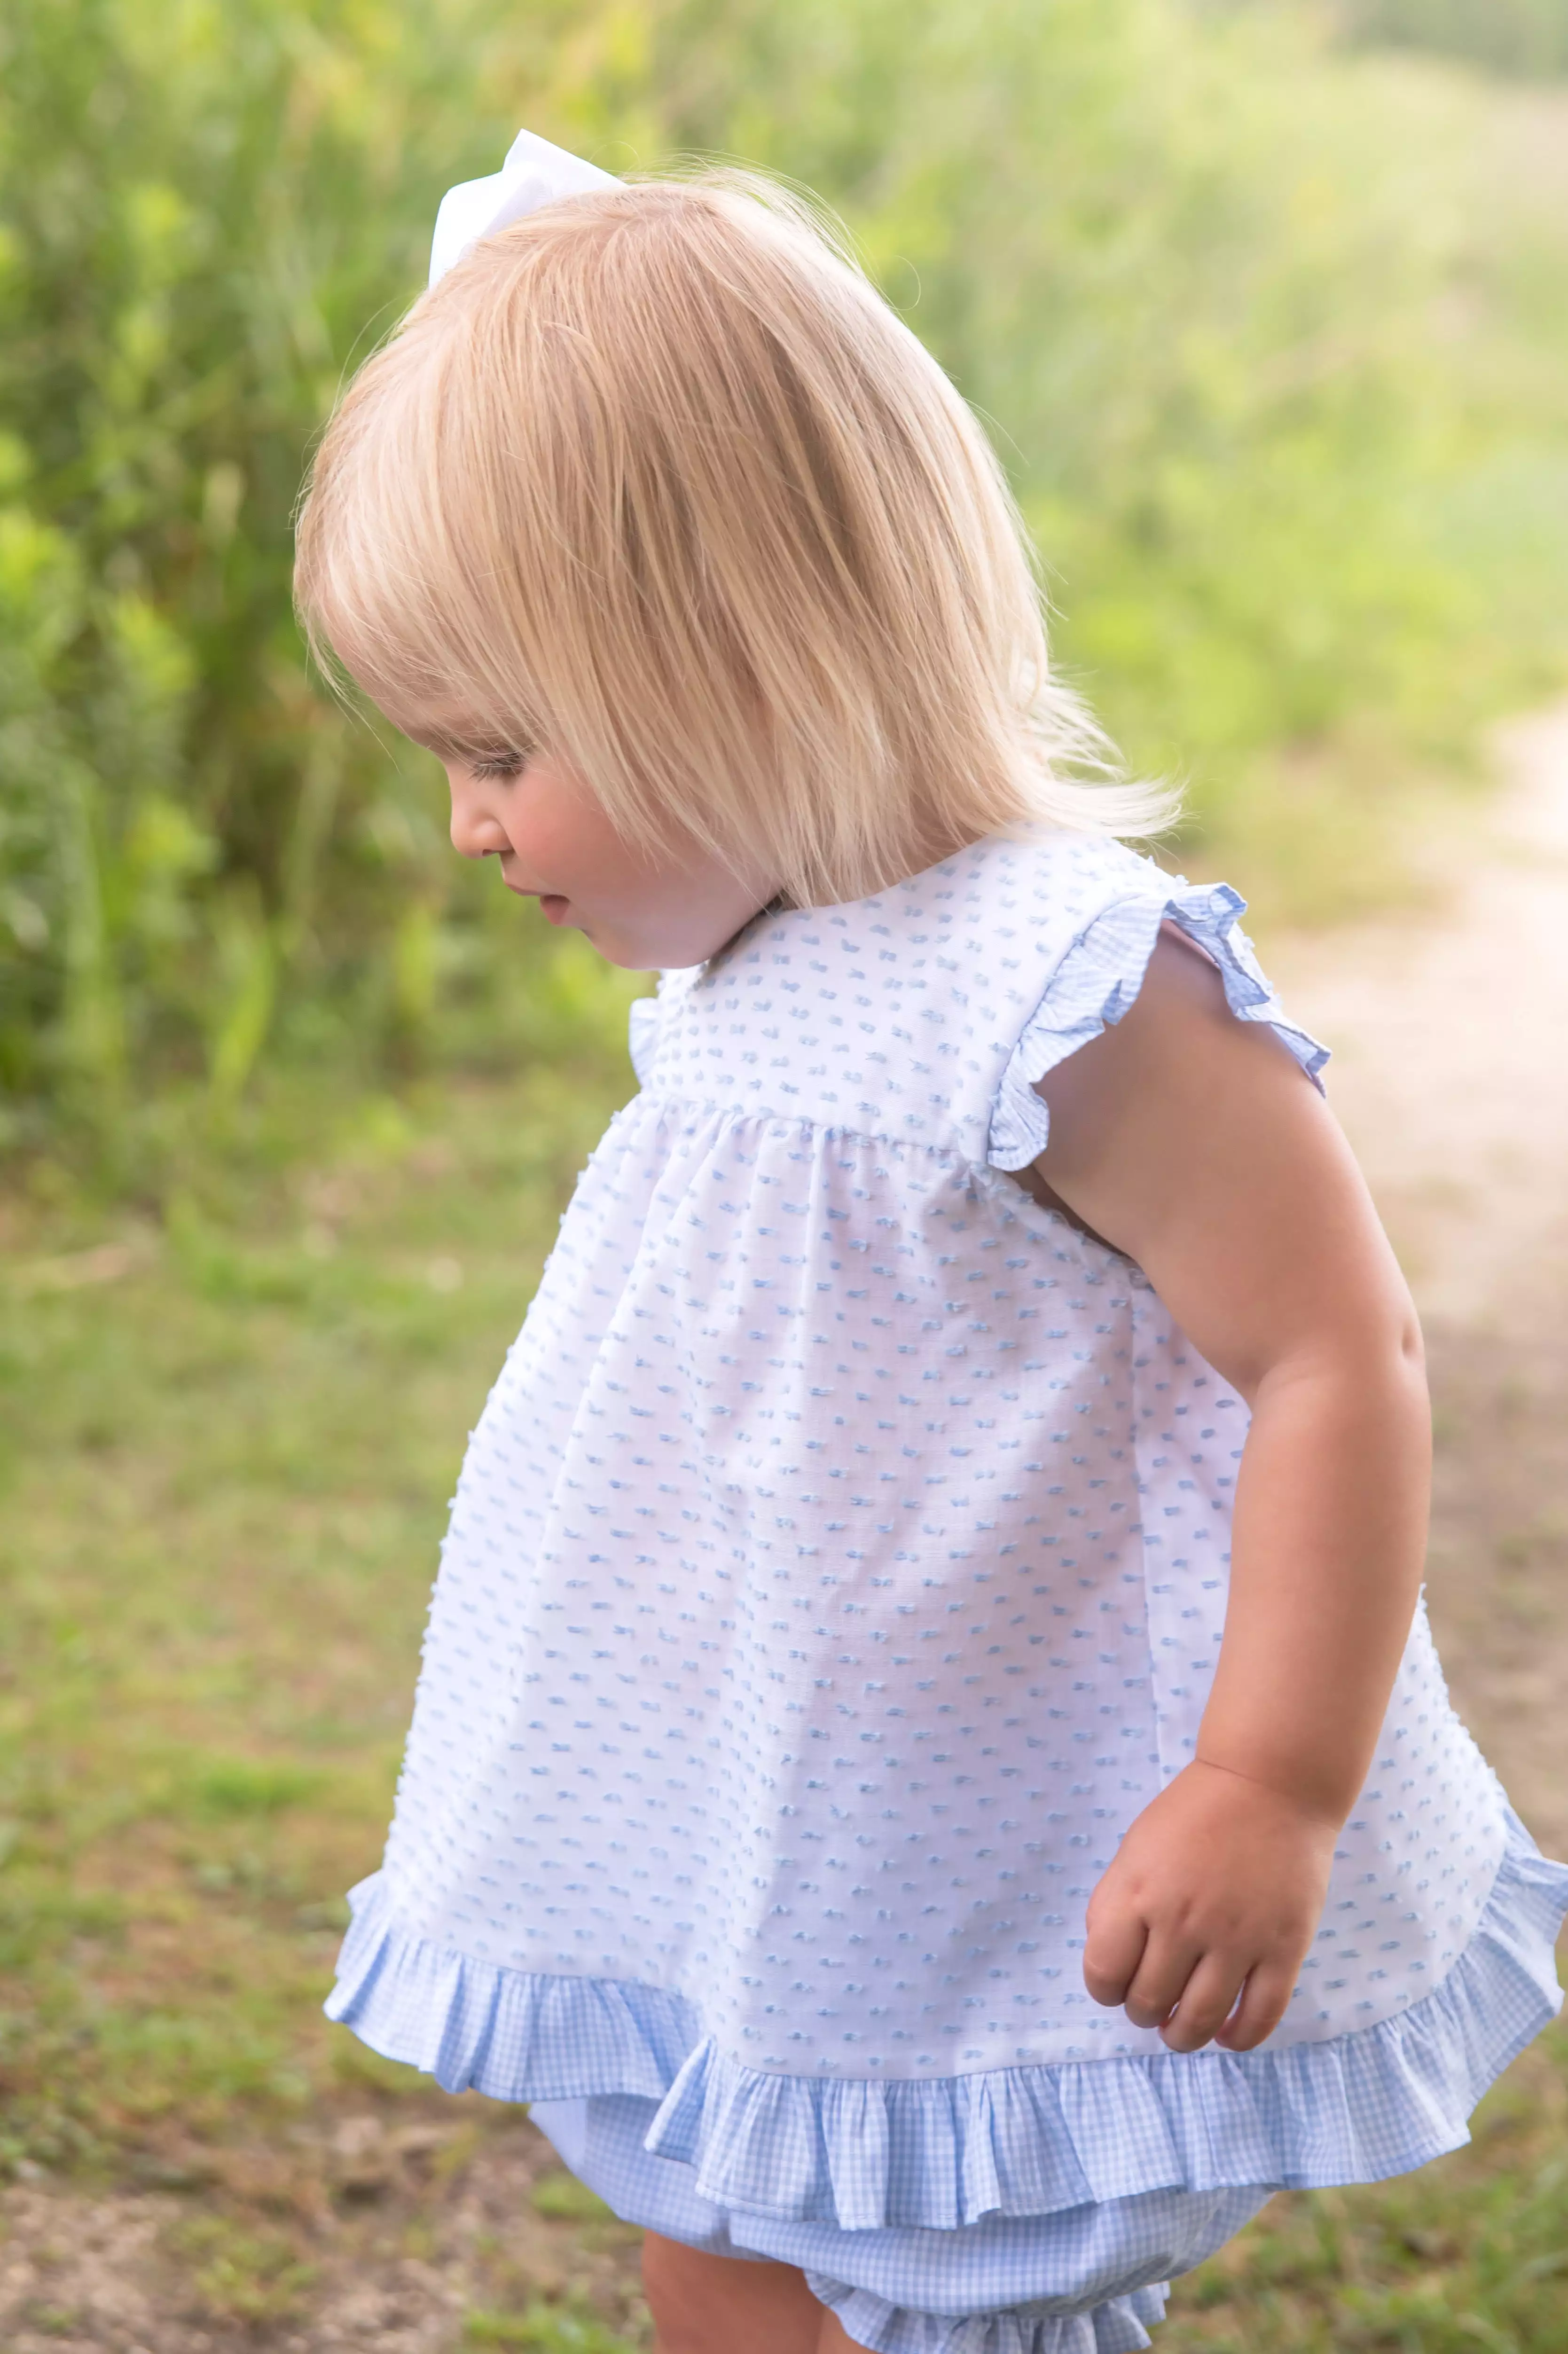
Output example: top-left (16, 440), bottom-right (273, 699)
top-left (502, 868), bottom-right (571, 925)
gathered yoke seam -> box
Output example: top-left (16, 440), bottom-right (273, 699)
top-left (634, 1090), bottom-right (980, 1171)
top-left (631, 1088), bottom-right (1142, 1284)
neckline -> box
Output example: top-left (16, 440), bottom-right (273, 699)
top-left (700, 831), bottom-right (1007, 976)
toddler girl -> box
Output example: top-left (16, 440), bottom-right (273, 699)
top-left (294, 132), bottom-right (1568, 2354)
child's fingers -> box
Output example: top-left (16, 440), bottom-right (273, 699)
top-left (1120, 1932), bottom-right (1207, 2032)
top-left (1081, 1899), bottom-right (1149, 2008)
top-left (1215, 1957), bottom-right (1299, 2052)
top-left (1157, 1950), bottom-right (1247, 2053)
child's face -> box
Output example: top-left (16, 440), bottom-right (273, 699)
top-left (439, 742), bottom-right (773, 969)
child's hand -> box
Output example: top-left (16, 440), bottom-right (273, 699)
top-left (1082, 1759), bottom-right (1338, 2052)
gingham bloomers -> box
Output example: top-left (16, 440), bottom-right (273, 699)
top-left (329, 829), bottom-right (1568, 2354)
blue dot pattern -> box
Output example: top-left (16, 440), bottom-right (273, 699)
top-left (328, 828), bottom-right (1567, 2279)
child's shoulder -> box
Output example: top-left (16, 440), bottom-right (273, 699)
top-left (976, 829), bottom-right (1331, 1170)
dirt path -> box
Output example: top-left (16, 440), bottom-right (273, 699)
top-left (1269, 703), bottom-right (1568, 1855)
top-left (1271, 705), bottom-right (1568, 1327)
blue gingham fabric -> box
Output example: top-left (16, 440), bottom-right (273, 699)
top-left (531, 2089), bottom-right (1268, 2353)
top-left (808, 2282), bottom-right (1172, 2354)
top-left (329, 1813), bottom-right (1567, 2222)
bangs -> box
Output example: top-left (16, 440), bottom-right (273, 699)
top-left (294, 334), bottom-right (550, 767)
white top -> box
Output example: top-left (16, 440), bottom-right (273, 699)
top-left (329, 829), bottom-right (1566, 2229)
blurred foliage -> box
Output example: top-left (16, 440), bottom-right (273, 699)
top-left (1333, 0), bottom-right (1568, 78)
top-left (2, 0), bottom-right (1567, 1182)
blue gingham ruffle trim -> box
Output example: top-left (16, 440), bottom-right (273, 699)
top-left (326, 1813), bottom-right (1566, 2230)
top-left (986, 876), bottom-right (1331, 1172)
top-left (804, 2274), bottom-right (1168, 2354)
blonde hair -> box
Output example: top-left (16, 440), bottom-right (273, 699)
top-left (295, 168), bottom-right (1173, 907)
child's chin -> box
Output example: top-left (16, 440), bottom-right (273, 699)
top-left (573, 923), bottom-right (638, 969)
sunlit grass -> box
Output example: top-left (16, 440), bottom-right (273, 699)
top-left (1165, 2027), bottom-right (1568, 2349)
top-left (0, 1058), bottom-right (615, 2173)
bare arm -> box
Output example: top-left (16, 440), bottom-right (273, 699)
top-left (1032, 926), bottom-right (1429, 2051)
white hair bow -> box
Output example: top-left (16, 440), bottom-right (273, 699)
top-left (428, 128), bottom-right (619, 288)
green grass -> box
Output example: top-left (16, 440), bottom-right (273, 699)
top-left (1164, 2038), bottom-right (1568, 2349)
top-left (0, 1052), bottom-right (618, 2171)
top-left (2, 1036), bottom-right (1567, 2344)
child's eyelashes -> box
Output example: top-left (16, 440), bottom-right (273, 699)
top-left (469, 749), bottom-right (528, 783)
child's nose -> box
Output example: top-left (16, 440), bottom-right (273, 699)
top-left (447, 778), bottom-right (510, 860)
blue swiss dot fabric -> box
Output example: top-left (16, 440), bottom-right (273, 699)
top-left (327, 829), bottom-right (1568, 2345)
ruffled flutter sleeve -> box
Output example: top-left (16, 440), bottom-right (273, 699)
top-left (988, 876), bottom-right (1330, 1171)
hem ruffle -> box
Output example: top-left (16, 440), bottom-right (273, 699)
top-left (804, 2275), bottom-right (1170, 2354)
top-left (986, 878), bottom-right (1330, 1172)
top-left (326, 1810), bottom-right (1567, 2231)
